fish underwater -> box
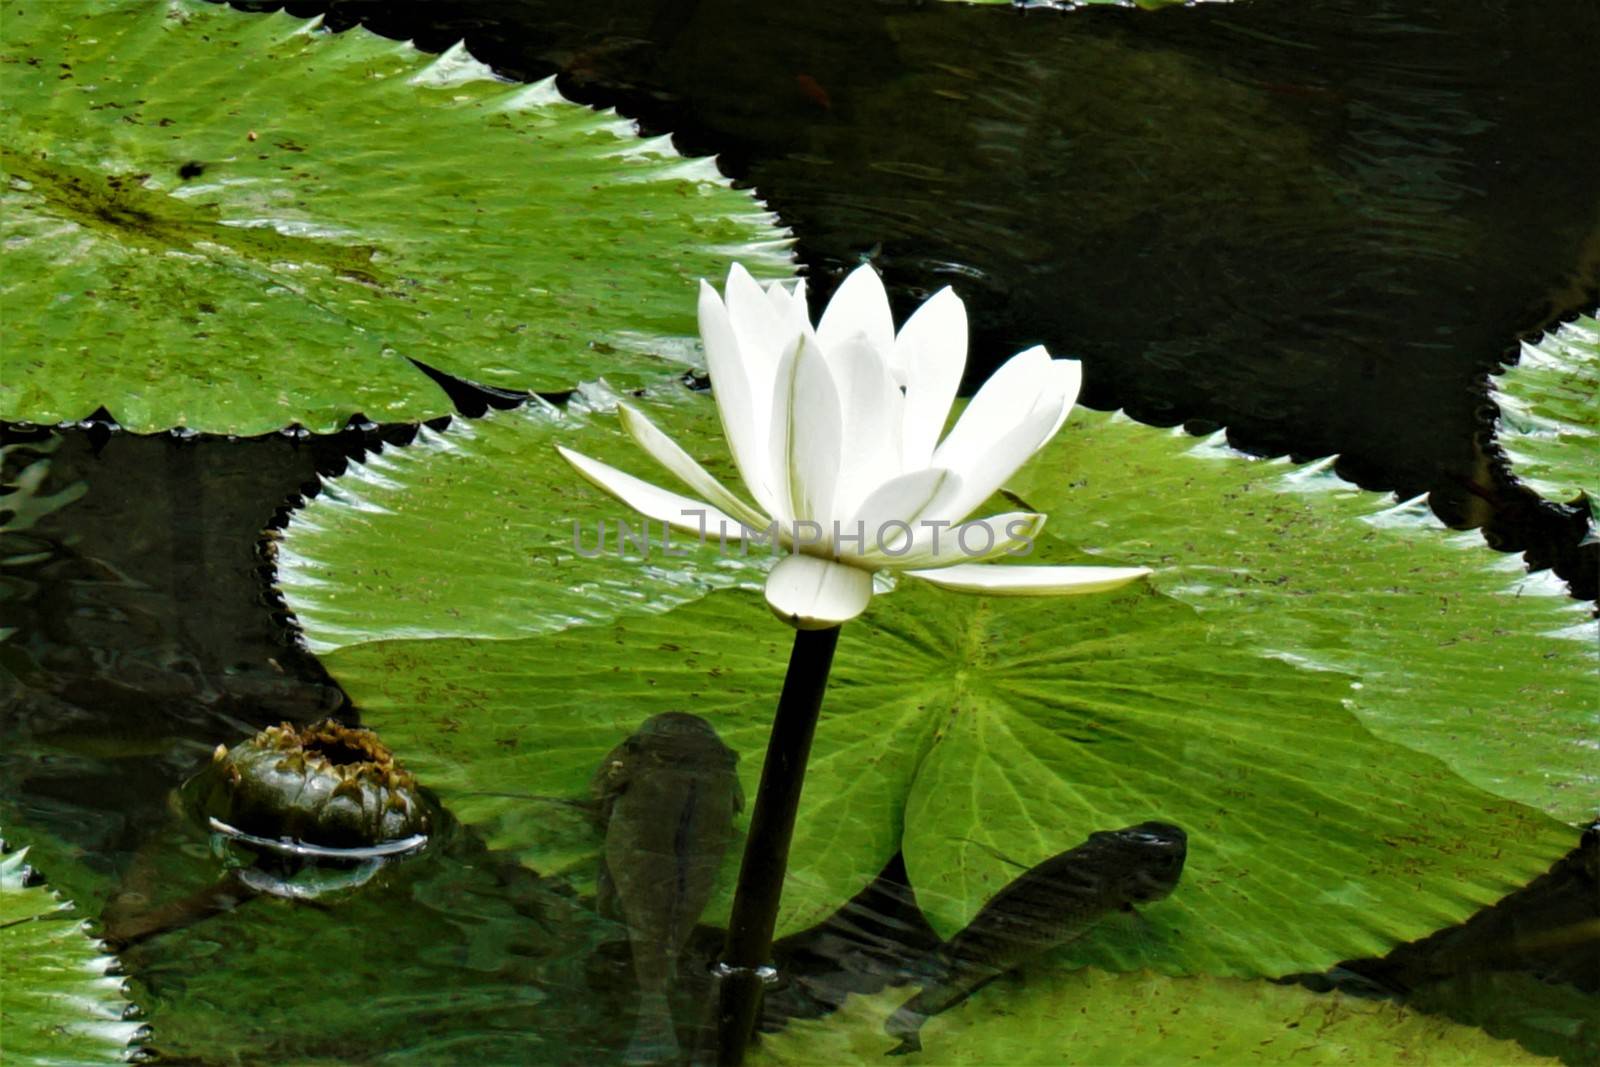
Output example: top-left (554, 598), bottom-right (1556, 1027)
top-left (592, 712), bottom-right (744, 1065)
top-left (885, 821), bottom-right (1188, 1055)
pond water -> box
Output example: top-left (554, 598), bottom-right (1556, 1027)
top-left (2, 0), bottom-right (1596, 1063)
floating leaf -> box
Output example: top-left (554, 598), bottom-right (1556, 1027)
top-left (0, 845), bottom-right (141, 1066)
top-left (279, 402), bottom-right (1579, 964)
top-left (0, 0), bottom-right (790, 433)
top-left (1406, 972), bottom-right (1599, 1067)
top-left (1008, 416), bottom-right (1598, 823)
top-left (752, 971), bottom-right (1556, 1065)
top-left (321, 578), bottom-right (1570, 969)
top-left (1491, 313), bottom-right (1599, 518)
top-left (274, 384), bottom-right (764, 652)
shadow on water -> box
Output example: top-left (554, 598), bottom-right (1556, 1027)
top-left (244, 0), bottom-right (1599, 593)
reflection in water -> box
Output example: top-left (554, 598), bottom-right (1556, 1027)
top-left (110, 812), bottom-right (622, 1064)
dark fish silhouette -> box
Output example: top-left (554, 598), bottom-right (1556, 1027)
top-left (592, 712), bottom-right (744, 1065)
top-left (885, 821), bottom-right (1187, 1055)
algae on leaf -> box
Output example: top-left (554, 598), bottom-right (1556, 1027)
top-left (0, 846), bottom-right (142, 1066)
top-left (752, 971), bottom-right (1557, 1066)
top-left (0, 0), bottom-right (790, 434)
top-left (1492, 313), bottom-right (1599, 519)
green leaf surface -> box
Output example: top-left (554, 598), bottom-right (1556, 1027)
top-left (1492, 313), bottom-right (1599, 517)
top-left (0, 846), bottom-right (141, 1066)
top-left (1008, 415), bottom-right (1598, 823)
top-left (281, 401), bottom-right (1584, 965)
top-left (274, 383), bottom-right (765, 652)
top-left (752, 972), bottom-right (1556, 1066)
top-left (0, 0), bottom-right (790, 433)
top-left (1407, 973), bottom-right (1600, 1067)
top-left (321, 593), bottom-right (922, 937)
top-left (326, 578), bottom-right (1571, 970)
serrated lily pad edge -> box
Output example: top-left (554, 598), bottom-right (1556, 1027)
top-left (0, 843), bottom-right (144, 1063)
top-left (1490, 312), bottom-right (1599, 522)
top-left (0, 0), bottom-right (795, 434)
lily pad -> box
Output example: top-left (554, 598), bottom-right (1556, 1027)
top-left (1406, 973), bottom-right (1600, 1067)
top-left (752, 972), bottom-right (1556, 1065)
top-left (1008, 416), bottom-right (1598, 823)
top-left (1491, 313), bottom-right (1599, 518)
top-left (273, 383), bottom-right (764, 652)
top-left (0, 0), bottom-right (790, 433)
top-left (323, 578), bottom-right (1571, 970)
top-left (0, 845), bottom-right (142, 1066)
top-left (280, 399), bottom-right (1583, 963)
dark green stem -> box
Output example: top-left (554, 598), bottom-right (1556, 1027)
top-left (715, 624), bottom-right (841, 1066)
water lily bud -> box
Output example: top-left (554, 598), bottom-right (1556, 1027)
top-left (181, 721), bottom-right (432, 849)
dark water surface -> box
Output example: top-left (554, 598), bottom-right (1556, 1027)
top-left (261, 0), bottom-right (1600, 583)
top-left (3, 0), bottom-right (1598, 1063)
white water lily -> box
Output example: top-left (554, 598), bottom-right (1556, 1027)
top-left (557, 263), bottom-right (1150, 629)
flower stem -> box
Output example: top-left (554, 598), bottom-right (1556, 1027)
top-left (714, 624), bottom-right (842, 1066)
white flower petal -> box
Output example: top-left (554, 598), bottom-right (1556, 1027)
top-left (817, 262), bottom-right (895, 357)
top-left (616, 403), bottom-right (771, 531)
top-left (847, 467), bottom-right (962, 563)
top-left (825, 332), bottom-right (904, 519)
top-left (903, 563), bottom-right (1151, 596)
top-left (765, 277), bottom-right (806, 321)
top-left (556, 445), bottom-right (747, 542)
top-left (896, 287), bottom-right (968, 468)
top-left (932, 345), bottom-right (1056, 464)
top-left (727, 263), bottom-right (783, 362)
top-left (889, 511), bottom-right (1046, 569)
top-left (929, 401), bottom-right (1060, 528)
top-left (764, 553), bottom-right (874, 630)
top-left (699, 279), bottom-right (775, 514)
top-left (1043, 358), bottom-right (1083, 439)
top-left (784, 333), bottom-right (844, 524)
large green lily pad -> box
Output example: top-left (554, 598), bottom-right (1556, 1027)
top-left (0, 845), bottom-right (141, 1066)
top-left (0, 0), bottom-right (790, 433)
top-left (753, 972), bottom-right (1556, 1065)
top-left (1407, 972), bottom-right (1600, 1067)
top-left (1491, 313), bottom-right (1599, 518)
top-left (278, 397), bottom-right (1585, 963)
top-left (274, 383), bottom-right (764, 652)
top-left (1009, 415), bottom-right (1598, 824)
top-left (319, 583), bottom-right (1571, 970)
